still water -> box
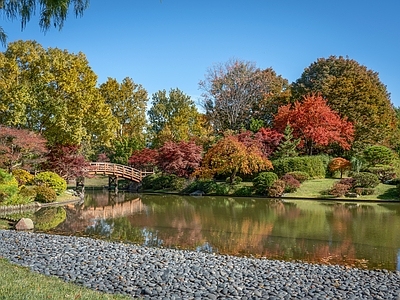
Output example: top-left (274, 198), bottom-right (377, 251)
top-left (40, 190), bottom-right (400, 271)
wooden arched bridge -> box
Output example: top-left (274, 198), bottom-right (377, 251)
top-left (78, 162), bottom-right (154, 191)
top-left (88, 162), bottom-right (154, 182)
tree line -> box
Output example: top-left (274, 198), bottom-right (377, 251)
top-left (0, 40), bottom-right (399, 185)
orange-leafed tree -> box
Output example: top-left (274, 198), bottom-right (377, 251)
top-left (273, 94), bottom-right (355, 155)
top-left (328, 157), bottom-right (352, 178)
top-left (194, 135), bottom-right (272, 183)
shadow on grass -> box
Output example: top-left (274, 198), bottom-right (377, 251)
top-left (377, 187), bottom-right (398, 200)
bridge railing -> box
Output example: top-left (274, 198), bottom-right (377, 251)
top-left (88, 162), bottom-right (153, 182)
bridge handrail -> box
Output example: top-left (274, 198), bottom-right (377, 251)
top-left (88, 162), bottom-right (153, 182)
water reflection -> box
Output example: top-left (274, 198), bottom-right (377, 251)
top-left (40, 191), bottom-right (400, 271)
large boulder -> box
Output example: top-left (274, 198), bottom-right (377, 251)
top-left (15, 218), bottom-right (34, 230)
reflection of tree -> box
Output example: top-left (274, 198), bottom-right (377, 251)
top-left (34, 207), bottom-right (66, 231)
top-left (46, 192), bottom-right (400, 270)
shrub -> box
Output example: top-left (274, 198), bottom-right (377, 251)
top-left (253, 172), bottom-right (279, 195)
top-left (280, 174), bottom-right (301, 193)
top-left (352, 172), bottom-right (380, 188)
top-left (182, 179), bottom-right (217, 194)
top-left (354, 187), bottom-right (375, 195)
top-left (0, 169), bottom-right (19, 203)
top-left (226, 176), bottom-right (242, 185)
top-left (215, 183), bottom-right (231, 195)
top-left (268, 180), bottom-right (286, 197)
top-left (363, 145), bottom-right (396, 166)
top-left (329, 183), bottom-right (351, 197)
top-left (34, 171), bottom-right (67, 195)
top-left (18, 186), bottom-right (37, 202)
top-left (142, 174), bottom-right (158, 189)
top-left (367, 164), bottom-right (396, 183)
top-left (12, 169), bottom-right (34, 186)
top-left (34, 185), bottom-right (57, 203)
top-left (233, 186), bottom-right (253, 196)
top-left (286, 171), bottom-right (309, 183)
top-left (339, 177), bottom-right (356, 187)
top-left (272, 155), bottom-right (326, 178)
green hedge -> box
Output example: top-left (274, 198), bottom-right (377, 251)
top-left (272, 155), bottom-right (327, 178)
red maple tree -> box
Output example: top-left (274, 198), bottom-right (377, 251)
top-left (157, 141), bottom-right (203, 178)
top-left (0, 126), bottom-right (48, 172)
top-left (44, 144), bottom-right (90, 180)
top-left (128, 148), bottom-right (159, 170)
top-left (273, 94), bottom-right (354, 154)
top-left (236, 129), bottom-right (283, 158)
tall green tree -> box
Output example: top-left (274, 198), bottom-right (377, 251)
top-left (199, 59), bottom-right (290, 132)
top-left (291, 55), bottom-right (397, 148)
top-left (99, 77), bottom-right (148, 140)
top-left (148, 88), bottom-right (209, 148)
top-left (0, 0), bottom-right (89, 46)
top-left (0, 40), bottom-right (116, 148)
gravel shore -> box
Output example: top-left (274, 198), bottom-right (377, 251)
top-left (0, 230), bottom-right (399, 299)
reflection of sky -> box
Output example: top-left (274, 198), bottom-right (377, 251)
top-left (142, 228), bottom-right (163, 247)
top-left (87, 219), bottom-right (113, 237)
top-left (196, 242), bottom-right (216, 254)
top-left (398, 250), bottom-right (400, 271)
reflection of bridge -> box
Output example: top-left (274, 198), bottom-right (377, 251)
top-left (81, 162), bottom-right (154, 191)
top-left (79, 198), bottom-right (145, 219)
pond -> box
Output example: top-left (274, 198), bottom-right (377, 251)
top-left (38, 190), bottom-right (400, 271)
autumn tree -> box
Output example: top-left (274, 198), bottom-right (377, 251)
top-left (328, 157), bottom-right (352, 178)
top-left (128, 148), bottom-right (159, 170)
top-left (0, 40), bottom-right (117, 148)
top-left (43, 144), bottom-right (90, 181)
top-left (199, 59), bottom-right (290, 132)
top-left (0, 0), bottom-right (89, 45)
top-left (195, 135), bottom-right (272, 183)
top-left (291, 56), bottom-right (397, 147)
top-left (157, 141), bottom-right (202, 178)
top-left (0, 126), bottom-right (47, 172)
top-left (273, 94), bottom-right (355, 155)
top-left (148, 88), bottom-right (209, 147)
top-left (236, 128), bottom-right (283, 158)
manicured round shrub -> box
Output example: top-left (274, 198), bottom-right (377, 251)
top-left (34, 185), bottom-right (57, 203)
top-left (367, 164), bottom-right (396, 183)
top-left (286, 171), bottom-right (310, 183)
top-left (34, 171), bottom-right (66, 195)
top-left (12, 169), bottom-right (34, 186)
top-left (352, 172), bottom-right (380, 188)
top-left (280, 174), bottom-right (301, 193)
top-left (253, 172), bottom-right (279, 195)
top-left (268, 179), bottom-right (286, 197)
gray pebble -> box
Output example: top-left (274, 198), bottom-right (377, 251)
top-left (0, 230), bottom-right (399, 299)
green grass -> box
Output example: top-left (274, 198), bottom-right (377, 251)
top-left (285, 178), bottom-right (338, 198)
top-left (285, 178), bottom-right (399, 201)
top-left (0, 258), bottom-right (131, 300)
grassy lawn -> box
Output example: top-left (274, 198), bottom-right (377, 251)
top-left (0, 259), bottom-right (131, 300)
top-left (285, 178), bottom-right (399, 201)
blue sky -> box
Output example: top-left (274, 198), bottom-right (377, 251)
top-left (2, 0), bottom-right (400, 107)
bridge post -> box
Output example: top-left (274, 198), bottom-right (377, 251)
top-left (108, 175), bottom-right (119, 193)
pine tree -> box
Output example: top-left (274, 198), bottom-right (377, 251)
top-left (272, 124), bottom-right (300, 159)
